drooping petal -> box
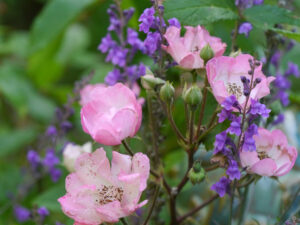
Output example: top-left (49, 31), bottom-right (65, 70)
top-left (250, 158), bottom-right (277, 176)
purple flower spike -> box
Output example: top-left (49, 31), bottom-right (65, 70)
top-left (285, 62), bottom-right (300, 77)
top-left (27, 150), bottom-right (40, 169)
top-left (14, 205), bottom-right (31, 222)
top-left (50, 167), bottom-right (62, 182)
top-left (43, 149), bottom-right (59, 169)
top-left (37, 207), bottom-right (49, 219)
top-left (253, 0), bottom-right (264, 5)
top-left (46, 125), bottom-right (57, 136)
top-left (250, 99), bottom-right (271, 118)
top-left (211, 176), bottom-right (231, 197)
top-left (273, 113), bottom-right (284, 125)
top-left (226, 160), bottom-right (241, 180)
top-left (227, 116), bottom-right (242, 136)
top-left (270, 51), bottom-right (281, 68)
top-left (221, 95), bottom-right (238, 111)
top-left (138, 7), bottom-right (155, 33)
top-left (274, 74), bottom-right (291, 90)
top-left (168, 18), bottom-right (181, 28)
top-left (218, 109), bottom-right (233, 123)
top-left (144, 31), bottom-right (162, 55)
top-left (214, 131), bottom-right (227, 153)
top-left (238, 22), bottom-right (253, 37)
top-left (105, 69), bottom-right (122, 86)
top-left (98, 34), bottom-right (116, 53)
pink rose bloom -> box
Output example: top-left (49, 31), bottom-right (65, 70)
top-left (162, 25), bottom-right (226, 69)
top-left (240, 128), bottom-right (298, 176)
top-left (206, 54), bottom-right (275, 108)
top-left (80, 83), bottom-right (142, 146)
top-left (80, 84), bottom-right (105, 106)
top-left (58, 148), bottom-right (150, 225)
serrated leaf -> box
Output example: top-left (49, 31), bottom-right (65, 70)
top-left (164, 0), bottom-right (238, 26)
top-left (30, 0), bottom-right (96, 52)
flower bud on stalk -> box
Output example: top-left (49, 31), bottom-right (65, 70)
top-left (160, 82), bottom-right (175, 103)
top-left (188, 161), bottom-right (206, 185)
top-left (141, 74), bottom-right (165, 90)
top-left (200, 44), bottom-right (214, 64)
top-left (183, 85), bottom-right (202, 110)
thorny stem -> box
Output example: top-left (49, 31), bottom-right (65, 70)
top-left (195, 75), bottom-right (209, 140)
top-left (142, 185), bottom-right (160, 225)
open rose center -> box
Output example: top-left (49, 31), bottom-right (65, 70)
top-left (226, 82), bottom-right (243, 98)
top-left (96, 185), bottom-right (124, 205)
top-left (257, 151), bottom-right (269, 160)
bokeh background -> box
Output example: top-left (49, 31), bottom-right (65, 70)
top-left (0, 0), bottom-right (300, 224)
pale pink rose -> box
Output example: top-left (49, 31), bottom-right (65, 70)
top-left (240, 128), bottom-right (298, 177)
top-left (206, 54), bottom-right (275, 108)
top-left (58, 148), bottom-right (150, 225)
top-left (162, 25), bottom-right (226, 69)
top-left (80, 83), bottom-right (142, 146)
top-left (80, 84), bottom-right (106, 106)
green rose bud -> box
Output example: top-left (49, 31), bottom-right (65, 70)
top-left (160, 81), bottom-right (175, 103)
top-left (141, 75), bottom-right (165, 90)
top-left (200, 44), bottom-right (214, 64)
top-left (188, 167), bottom-right (206, 185)
top-left (183, 85), bottom-right (202, 110)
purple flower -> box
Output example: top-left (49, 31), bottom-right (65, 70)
top-left (168, 18), bottom-right (181, 28)
top-left (107, 7), bottom-right (120, 32)
top-left (127, 28), bottom-right (144, 50)
top-left (253, 0), bottom-right (264, 5)
top-left (226, 160), bottom-right (241, 180)
top-left (270, 51), bottom-right (281, 68)
top-left (274, 74), bottom-right (291, 90)
top-left (14, 205), bottom-right (31, 222)
top-left (211, 176), bottom-right (231, 197)
top-left (277, 90), bottom-right (289, 106)
top-left (61, 121), bottom-right (72, 132)
top-left (144, 31), bottom-right (162, 55)
top-left (214, 131), bottom-right (227, 153)
top-left (106, 46), bottom-right (128, 67)
top-left (138, 7), bottom-right (155, 33)
top-left (50, 167), bottom-right (62, 182)
top-left (249, 99), bottom-right (271, 118)
top-left (235, 0), bottom-right (252, 8)
top-left (123, 8), bottom-right (135, 23)
top-left (227, 116), bottom-right (242, 136)
top-left (287, 40), bottom-right (295, 51)
top-left (37, 207), bottom-right (49, 219)
top-left (238, 22), bottom-right (253, 37)
top-left (27, 150), bottom-right (40, 169)
top-left (243, 136), bottom-right (256, 151)
top-left (125, 63), bottom-right (146, 81)
top-left (242, 124), bottom-right (258, 152)
top-left (43, 149), bottom-right (59, 168)
top-left (285, 62), bottom-right (300, 77)
top-left (46, 125), bottom-right (57, 136)
top-left (221, 95), bottom-right (238, 111)
top-left (273, 113), bottom-right (284, 125)
top-left (98, 34), bottom-right (116, 53)
top-left (218, 109), bottom-right (233, 123)
top-left (105, 68), bottom-right (122, 85)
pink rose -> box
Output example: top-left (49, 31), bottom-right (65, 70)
top-left (80, 83), bottom-right (142, 146)
top-left (162, 25), bottom-right (226, 69)
top-left (58, 148), bottom-right (150, 225)
top-left (206, 54), bottom-right (275, 108)
top-left (240, 128), bottom-right (298, 176)
top-left (80, 84), bottom-right (105, 106)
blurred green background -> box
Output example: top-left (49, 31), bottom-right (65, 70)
top-left (1, 0), bottom-right (300, 224)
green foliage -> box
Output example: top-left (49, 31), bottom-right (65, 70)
top-left (164, 0), bottom-right (238, 26)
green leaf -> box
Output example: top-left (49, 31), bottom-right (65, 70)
top-left (0, 128), bottom-right (37, 157)
top-left (30, 0), bottom-right (96, 52)
top-left (244, 5), bottom-right (300, 30)
top-left (164, 0), bottom-right (238, 26)
top-left (272, 28), bottom-right (300, 42)
top-left (33, 183), bottom-right (66, 212)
